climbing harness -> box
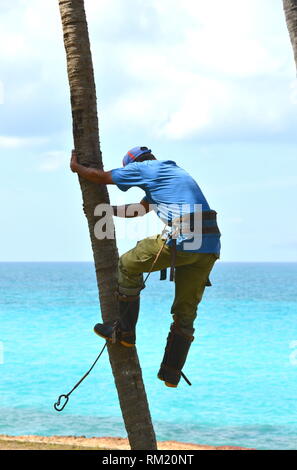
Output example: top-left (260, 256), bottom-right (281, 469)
top-left (142, 223), bottom-right (179, 287)
top-left (158, 210), bottom-right (220, 284)
top-left (54, 342), bottom-right (107, 412)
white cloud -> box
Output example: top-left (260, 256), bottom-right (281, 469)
top-left (107, 50), bottom-right (295, 140)
top-left (0, 80), bottom-right (3, 104)
top-left (151, 0), bottom-right (290, 76)
top-left (39, 151), bottom-right (68, 172)
top-left (0, 136), bottom-right (47, 149)
top-left (0, 0), bottom-right (296, 142)
top-left (90, 0), bottom-right (296, 140)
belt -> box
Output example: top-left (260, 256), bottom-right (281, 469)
top-left (167, 211), bottom-right (221, 236)
top-left (160, 210), bottom-right (220, 282)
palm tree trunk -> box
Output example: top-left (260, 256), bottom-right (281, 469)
top-left (283, 0), bottom-right (297, 70)
top-left (58, 0), bottom-right (157, 450)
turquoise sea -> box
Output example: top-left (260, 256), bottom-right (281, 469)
top-left (0, 262), bottom-right (297, 450)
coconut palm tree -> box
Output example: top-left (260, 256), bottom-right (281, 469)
top-left (283, 0), bottom-right (297, 69)
top-left (58, 0), bottom-right (157, 450)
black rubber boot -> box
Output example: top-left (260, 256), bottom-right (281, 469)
top-left (94, 295), bottom-right (140, 347)
top-left (117, 296), bottom-right (140, 347)
top-left (93, 322), bottom-right (114, 343)
top-left (157, 322), bottom-right (194, 388)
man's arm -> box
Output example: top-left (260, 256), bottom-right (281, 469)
top-left (112, 199), bottom-right (152, 218)
top-left (70, 150), bottom-right (114, 185)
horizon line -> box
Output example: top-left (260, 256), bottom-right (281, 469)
top-left (0, 260), bottom-right (297, 264)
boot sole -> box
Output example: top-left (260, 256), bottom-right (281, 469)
top-left (93, 327), bottom-right (135, 348)
top-left (157, 374), bottom-right (178, 388)
top-left (93, 327), bottom-right (112, 343)
top-left (120, 340), bottom-right (135, 348)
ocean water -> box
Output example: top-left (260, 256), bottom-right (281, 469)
top-left (0, 261), bottom-right (297, 450)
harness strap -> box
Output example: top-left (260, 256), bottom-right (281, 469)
top-left (115, 291), bottom-right (140, 302)
top-left (160, 269), bottom-right (167, 280)
top-left (206, 277), bottom-right (212, 286)
top-left (170, 238), bottom-right (177, 282)
top-left (201, 210), bottom-right (217, 220)
top-left (202, 225), bottom-right (221, 235)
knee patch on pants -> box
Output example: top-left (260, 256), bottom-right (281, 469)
top-left (118, 256), bottom-right (144, 295)
top-left (118, 284), bottom-right (143, 297)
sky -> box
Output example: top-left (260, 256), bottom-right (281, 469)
top-left (0, 0), bottom-right (296, 262)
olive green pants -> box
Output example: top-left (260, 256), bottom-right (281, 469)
top-left (118, 234), bottom-right (219, 330)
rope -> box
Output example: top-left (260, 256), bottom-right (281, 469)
top-left (181, 371), bottom-right (192, 386)
top-left (142, 226), bottom-right (169, 288)
top-left (54, 342), bottom-right (107, 412)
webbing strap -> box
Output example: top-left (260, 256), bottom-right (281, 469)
top-left (169, 238), bottom-right (176, 282)
top-left (160, 269), bottom-right (167, 280)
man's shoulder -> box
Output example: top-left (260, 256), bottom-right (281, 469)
top-left (143, 159), bottom-right (177, 167)
top-left (113, 159), bottom-right (178, 175)
top-left (112, 162), bottom-right (141, 173)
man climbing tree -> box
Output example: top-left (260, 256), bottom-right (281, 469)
top-left (70, 146), bottom-right (221, 388)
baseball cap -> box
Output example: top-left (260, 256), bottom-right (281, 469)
top-left (122, 146), bottom-right (152, 167)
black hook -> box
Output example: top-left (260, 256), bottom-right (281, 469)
top-left (54, 394), bottom-right (69, 412)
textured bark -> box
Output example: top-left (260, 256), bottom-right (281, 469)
top-left (58, 0), bottom-right (157, 450)
top-left (283, 0), bottom-right (297, 70)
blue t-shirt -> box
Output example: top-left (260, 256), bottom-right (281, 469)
top-left (111, 160), bottom-right (220, 254)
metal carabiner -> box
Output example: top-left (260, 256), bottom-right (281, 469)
top-left (54, 394), bottom-right (69, 412)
